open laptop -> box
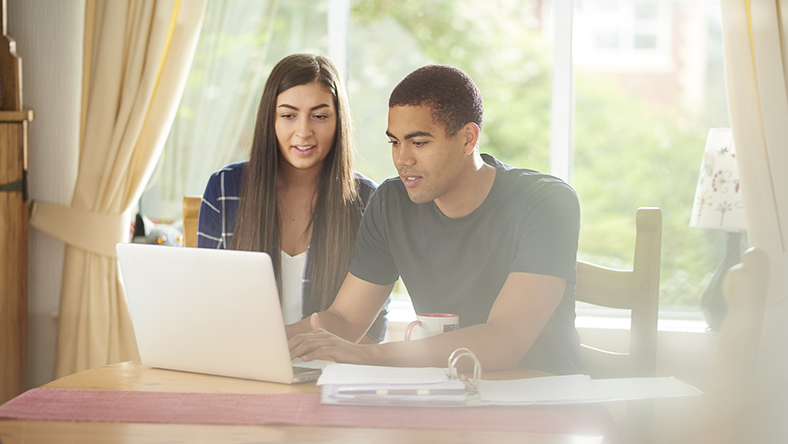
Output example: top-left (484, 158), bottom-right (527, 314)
top-left (116, 243), bottom-right (322, 384)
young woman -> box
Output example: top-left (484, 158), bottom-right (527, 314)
top-left (197, 54), bottom-right (387, 342)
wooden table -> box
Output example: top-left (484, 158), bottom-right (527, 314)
top-left (0, 361), bottom-right (609, 443)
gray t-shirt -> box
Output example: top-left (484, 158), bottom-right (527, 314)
top-left (349, 154), bottom-right (586, 375)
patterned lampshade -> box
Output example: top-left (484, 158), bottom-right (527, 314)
top-left (689, 128), bottom-right (747, 231)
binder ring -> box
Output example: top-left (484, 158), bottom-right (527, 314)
top-left (447, 347), bottom-right (481, 387)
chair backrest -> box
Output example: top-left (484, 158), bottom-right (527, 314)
top-left (182, 196), bottom-right (202, 248)
top-left (576, 207), bottom-right (662, 379)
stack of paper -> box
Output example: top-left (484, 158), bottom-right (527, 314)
top-left (318, 363), bottom-right (703, 407)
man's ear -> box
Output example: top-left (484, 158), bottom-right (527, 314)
top-left (462, 122), bottom-right (481, 155)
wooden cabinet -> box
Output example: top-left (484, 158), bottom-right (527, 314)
top-left (2, 0), bottom-right (34, 404)
top-left (0, 109), bottom-right (32, 404)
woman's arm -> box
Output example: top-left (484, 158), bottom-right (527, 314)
top-left (197, 164), bottom-right (244, 249)
top-left (197, 173), bottom-right (225, 248)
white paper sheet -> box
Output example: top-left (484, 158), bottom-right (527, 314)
top-left (478, 374), bottom-right (609, 404)
top-left (591, 377), bottom-right (703, 401)
top-left (478, 375), bottom-right (702, 405)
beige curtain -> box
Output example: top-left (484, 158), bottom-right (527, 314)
top-left (153, 0), bottom-right (278, 217)
top-left (29, 0), bottom-right (205, 377)
top-left (720, 0), bottom-right (788, 438)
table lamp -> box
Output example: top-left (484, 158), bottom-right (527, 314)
top-left (689, 128), bottom-right (747, 331)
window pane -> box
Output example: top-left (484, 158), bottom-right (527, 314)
top-left (633, 33), bottom-right (657, 49)
top-left (574, 0), bottom-right (671, 69)
top-left (598, 0), bottom-right (620, 12)
top-left (573, 0), bottom-right (727, 308)
top-left (634, 1), bottom-right (659, 20)
top-left (348, 0), bottom-right (552, 184)
top-left (596, 31), bottom-right (620, 49)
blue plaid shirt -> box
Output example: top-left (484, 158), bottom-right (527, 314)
top-left (198, 162), bottom-right (387, 340)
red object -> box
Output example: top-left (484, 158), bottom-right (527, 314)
top-left (0, 388), bottom-right (611, 435)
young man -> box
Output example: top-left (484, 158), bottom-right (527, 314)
top-left (287, 65), bottom-right (585, 374)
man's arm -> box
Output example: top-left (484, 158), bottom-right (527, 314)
top-left (285, 272), bottom-right (395, 341)
top-left (289, 271), bottom-right (565, 371)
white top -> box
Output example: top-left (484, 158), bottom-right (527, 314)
top-left (280, 250), bottom-right (307, 325)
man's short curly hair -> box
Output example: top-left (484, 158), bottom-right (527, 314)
top-left (388, 65), bottom-right (483, 136)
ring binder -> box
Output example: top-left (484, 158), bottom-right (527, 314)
top-left (446, 348), bottom-right (481, 394)
top-left (318, 348), bottom-right (483, 406)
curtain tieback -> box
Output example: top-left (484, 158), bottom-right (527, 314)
top-left (29, 201), bottom-right (131, 258)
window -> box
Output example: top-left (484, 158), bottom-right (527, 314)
top-left (145, 0), bottom-right (727, 312)
top-left (595, 30), bottom-right (620, 49)
top-left (574, 0), bottom-right (672, 71)
top-left (633, 1), bottom-right (659, 20)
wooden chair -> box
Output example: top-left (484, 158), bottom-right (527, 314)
top-left (182, 196), bottom-right (202, 248)
top-left (576, 207), bottom-right (662, 379)
top-left (698, 247), bottom-right (769, 444)
top-left (575, 208), bottom-right (662, 443)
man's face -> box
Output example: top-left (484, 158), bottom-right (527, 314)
top-left (386, 105), bottom-right (468, 205)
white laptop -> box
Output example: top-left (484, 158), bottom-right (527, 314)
top-left (116, 242), bottom-right (321, 384)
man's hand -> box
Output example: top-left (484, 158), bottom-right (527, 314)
top-left (285, 274), bottom-right (394, 342)
top-left (309, 311), bottom-right (323, 330)
top-left (289, 313), bottom-right (378, 364)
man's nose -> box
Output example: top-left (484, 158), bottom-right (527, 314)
top-left (394, 144), bottom-right (415, 168)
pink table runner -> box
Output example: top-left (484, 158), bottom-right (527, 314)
top-left (0, 388), bottom-right (611, 434)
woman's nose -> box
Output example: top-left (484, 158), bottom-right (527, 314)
top-left (295, 118), bottom-right (312, 138)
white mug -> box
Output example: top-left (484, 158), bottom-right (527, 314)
top-left (404, 313), bottom-right (459, 341)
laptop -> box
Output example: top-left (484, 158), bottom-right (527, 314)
top-left (116, 242), bottom-right (322, 384)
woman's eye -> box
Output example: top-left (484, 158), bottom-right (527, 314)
top-left (314, 114), bottom-right (329, 120)
top-left (280, 114), bottom-right (295, 119)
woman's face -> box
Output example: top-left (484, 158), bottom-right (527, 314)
top-left (275, 82), bottom-right (337, 175)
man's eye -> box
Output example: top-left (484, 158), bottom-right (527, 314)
top-left (387, 140), bottom-right (399, 146)
top-left (412, 141), bottom-right (426, 147)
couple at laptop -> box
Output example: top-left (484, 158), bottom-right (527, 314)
top-left (199, 54), bottom-right (585, 376)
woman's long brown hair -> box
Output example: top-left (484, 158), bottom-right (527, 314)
top-left (230, 54), bottom-right (362, 313)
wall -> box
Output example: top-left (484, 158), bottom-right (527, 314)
top-left (8, 0), bottom-right (84, 388)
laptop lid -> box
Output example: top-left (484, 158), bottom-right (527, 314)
top-left (116, 243), bottom-right (301, 384)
